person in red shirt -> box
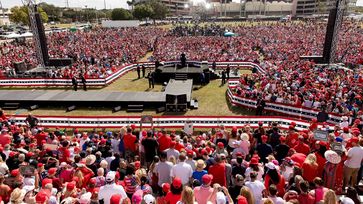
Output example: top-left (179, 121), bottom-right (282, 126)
top-left (35, 129), bottom-right (48, 147)
top-left (47, 167), bottom-right (61, 190)
top-left (0, 109), bottom-right (7, 121)
top-left (301, 154), bottom-right (318, 183)
top-left (297, 180), bottom-right (315, 204)
top-left (287, 132), bottom-right (299, 148)
top-left (165, 177), bottom-right (183, 204)
top-left (58, 140), bottom-right (71, 163)
top-left (0, 130), bottom-right (11, 147)
top-left (264, 163), bottom-right (285, 197)
top-left (123, 128), bottom-right (138, 160)
top-left (208, 154), bottom-right (227, 186)
top-left (294, 136), bottom-right (310, 155)
top-left (158, 133), bottom-right (171, 152)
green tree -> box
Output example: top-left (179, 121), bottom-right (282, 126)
top-left (133, 4), bottom-right (154, 21)
top-left (39, 2), bottom-right (60, 22)
top-left (111, 8), bottom-right (133, 20)
top-left (149, 0), bottom-right (168, 20)
top-left (10, 6), bottom-right (48, 25)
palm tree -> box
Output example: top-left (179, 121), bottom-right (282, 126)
top-left (127, 0), bottom-right (136, 11)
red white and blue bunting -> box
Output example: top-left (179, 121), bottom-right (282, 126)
top-left (0, 61), bottom-right (264, 87)
top-left (9, 115), bottom-right (330, 130)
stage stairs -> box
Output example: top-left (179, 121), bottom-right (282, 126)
top-left (175, 73), bottom-right (188, 80)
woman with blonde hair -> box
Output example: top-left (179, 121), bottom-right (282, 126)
top-left (302, 153), bottom-right (318, 183)
top-left (323, 190), bottom-right (337, 204)
top-left (169, 156), bottom-right (176, 165)
top-left (9, 188), bottom-right (26, 204)
top-left (240, 186), bottom-right (255, 204)
top-left (178, 186), bottom-right (196, 204)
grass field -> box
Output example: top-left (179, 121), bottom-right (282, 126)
top-left (6, 70), bottom-right (254, 117)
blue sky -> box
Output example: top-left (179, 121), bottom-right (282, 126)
top-left (1, 0), bottom-right (363, 9)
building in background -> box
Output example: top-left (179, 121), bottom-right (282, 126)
top-left (134, 0), bottom-right (190, 15)
top-left (0, 9), bottom-right (11, 25)
top-left (291, 0), bottom-right (355, 17)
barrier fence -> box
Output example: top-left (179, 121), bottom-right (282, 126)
top-left (9, 115), bottom-right (330, 130)
top-left (227, 80), bottom-right (344, 124)
top-left (0, 61), bottom-right (264, 87)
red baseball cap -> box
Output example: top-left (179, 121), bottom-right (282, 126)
top-left (261, 135), bottom-right (268, 141)
top-left (162, 183), bottom-right (170, 193)
top-left (11, 169), bottom-right (19, 177)
top-left (172, 177), bottom-right (182, 188)
top-left (343, 127), bottom-right (349, 132)
top-left (157, 132), bottom-right (163, 137)
top-left (26, 152), bottom-right (34, 157)
top-left (201, 149), bottom-right (208, 155)
top-left (42, 178), bottom-right (53, 188)
top-left (354, 119), bottom-right (361, 124)
top-left (66, 182), bottom-right (76, 191)
top-left (37, 163), bottom-right (44, 168)
top-left (100, 139), bottom-right (107, 145)
top-left (236, 152), bottom-right (243, 158)
top-left (258, 121), bottom-right (263, 126)
top-left (217, 142), bottom-right (224, 148)
top-left (170, 141), bottom-right (176, 147)
top-left (9, 151), bottom-right (18, 157)
top-left (350, 137), bottom-right (359, 144)
top-left (35, 190), bottom-right (50, 203)
top-left (202, 174), bottom-right (213, 185)
top-left (142, 131), bottom-right (147, 137)
top-left (250, 158), bottom-right (259, 165)
top-left (237, 196), bottom-right (248, 204)
top-left (291, 122), bottom-right (297, 127)
top-left (110, 194), bottom-right (122, 204)
top-left (90, 178), bottom-right (97, 185)
top-left (48, 167), bottom-right (57, 175)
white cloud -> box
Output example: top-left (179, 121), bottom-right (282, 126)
top-left (1, 0), bottom-right (128, 9)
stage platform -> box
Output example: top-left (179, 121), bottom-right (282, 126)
top-left (155, 65), bottom-right (212, 83)
top-left (157, 66), bottom-right (205, 74)
top-left (0, 79), bottom-right (193, 109)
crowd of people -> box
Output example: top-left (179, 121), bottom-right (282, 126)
top-left (0, 27), bottom-right (164, 79)
top-left (168, 24), bottom-right (226, 37)
top-left (0, 109), bottom-right (362, 204)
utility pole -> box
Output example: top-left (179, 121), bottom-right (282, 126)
top-left (0, 0), bottom-right (4, 25)
top-left (104, 0), bottom-right (106, 10)
top-left (65, 0), bottom-right (69, 8)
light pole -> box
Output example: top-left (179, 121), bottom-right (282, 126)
top-left (85, 5), bottom-right (89, 23)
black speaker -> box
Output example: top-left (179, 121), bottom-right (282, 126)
top-left (166, 94), bottom-right (177, 104)
top-left (35, 9), bottom-right (49, 65)
top-left (204, 70), bottom-right (210, 83)
top-left (48, 58), bottom-right (73, 67)
top-left (322, 1), bottom-right (339, 63)
top-left (14, 61), bottom-right (27, 73)
top-left (177, 94), bottom-right (187, 104)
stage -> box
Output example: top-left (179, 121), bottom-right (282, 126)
top-left (0, 79), bottom-right (193, 110)
top-left (155, 64), bottom-right (212, 83)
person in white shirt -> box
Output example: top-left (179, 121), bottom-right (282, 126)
top-left (154, 151), bottom-right (173, 187)
top-left (98, 171), bottom-right (127, 204)
top-left (245, 171), bottom-right (265, 204)
top-left (343, 137), bottom-right (363, 190)
top-left (171, 153), bottom-right (193, 185)
top-left (264, 184), bottom-right (285, 204)
top-left (185, 151), bottom-right (196, 171)
top-left (164, 141), bottom-right (180, 160)
top-left (340, 116), bottom-right (349, 129)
